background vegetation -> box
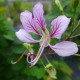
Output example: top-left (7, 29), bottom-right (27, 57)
top-left (0, 0), bottom-right (80, 80)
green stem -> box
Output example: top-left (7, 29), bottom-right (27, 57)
top-left (40, 59), bottom-right (45, 67)
top-left (44, 54), bottom-right (50, 63)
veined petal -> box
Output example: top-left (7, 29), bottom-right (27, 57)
top-left (27, 40), bottom-right (47, 67)
top-left (33, 2), bottom-right (46, 32)
top-left (20, 10), bottom-right (41, 35)
top-left (16, 29), bottom-right (40, 43)
top-left (49, 41), bottom-right (78, 56)
top-left (50, 15), bottom-right (71, 39)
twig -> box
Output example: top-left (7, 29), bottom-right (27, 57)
top-left (74, 54), bottom-right (80, 56)
top-left (65, 21), bottom-right (80, 40)
top-left (77, 45), bottom-right (80, 47)
top-left (70, 34), bottom-right (80, 38)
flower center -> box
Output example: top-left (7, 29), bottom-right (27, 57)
top-left (43, 28), bottom-right (50, 40)
top-left (40, 28), bottom-right (50, 47)
top-left (42, 34), bottom-right (49, 40)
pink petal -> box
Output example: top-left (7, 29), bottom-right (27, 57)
top-left (49, 41), bottom-right (78, 56)
top-left (27, 40), bottom-right (47, 67)
top-left (20, 10), bottom-right (42, 35)
top-left (50, 15), bottom-right (71, 39)
top-left (33, 2), bottom-right (46, 32)
top-left (16, 29), bottom-right (40, 43)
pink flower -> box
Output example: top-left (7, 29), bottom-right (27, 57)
top-left (16, 2), bottom-right (78, 67)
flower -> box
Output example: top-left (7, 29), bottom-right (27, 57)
top-left (16, 2), bottom-right (78, 67)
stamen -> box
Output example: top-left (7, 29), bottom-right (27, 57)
top-left (27, 53), bottom-right (35, 63)
top-left (11, 49), bottom-right (27, 64)
top-left (27, 40), bottom-right (47, 67)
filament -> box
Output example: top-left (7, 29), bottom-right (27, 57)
top-left (11, 49), bottom-right (27, 64)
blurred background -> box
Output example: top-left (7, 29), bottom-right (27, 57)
top-left (0, 0), bottom-right (80, 80)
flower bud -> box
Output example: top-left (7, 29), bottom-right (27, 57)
top-left (55, 0), bottom-right (63, 12)
top-left (72, 0), bottom-right (79, 12)
top-left (45, 63), bottom-right (57, 79)
top-left (23, 43), bottom-right (33, 53)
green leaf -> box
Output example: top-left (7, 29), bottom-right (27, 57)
top-left (11, 46), bottom-right (25, 54)
top-left (65, 76), bottom-right (71, 80)
top-left (23, 66), bottom-right (45, 79)
top-left (52, 60), bottom-right (73, 76)
top-left (4, 31), bottom-right (15, 40)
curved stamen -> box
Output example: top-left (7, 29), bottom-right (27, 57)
top-left (11, 49), bottom-right (27, 64)
top-left (27, 40), bottom-right (48, 67)
top-left (27, 53), bottom-right (35, 63)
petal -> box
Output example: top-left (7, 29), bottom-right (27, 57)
top-left (20, 10), bottom-right (41, 35)
top-left (49, 41), bottom-right (78, 56)
top-left (50, 15), bottom-right (71, 39)
top-left (16, 29), bottom-right (40, 43)
top-left (27, 40), bottom-right (47, 67)
top-left (33, 2), bottom-right (46, 32)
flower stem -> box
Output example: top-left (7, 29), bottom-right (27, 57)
top-left (44, 54), bottom-right (50, 64)
top-left (40, 59), bottom-right (45, 67)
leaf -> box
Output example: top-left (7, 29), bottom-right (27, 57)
top-left (11, 46), bottom-right (25, 54)
top-left (65, 76), bottom-right (71, 80)
top-left (52, 60), bottom-right (73, 75)
top-left (23, 66), bottom-right (45, 79)
top-left (4, 31), bottom-right (16, 40)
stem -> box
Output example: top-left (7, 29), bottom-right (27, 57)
top-left (40, 59), bottom-right (45, 67)
top-left (77, 45), bottom-right (80, 47)
top-left (74, 54), bottom-right (80, 56)
top-left (11, 49), bottom-right (27, 64)
top-left (65, 21), bottom-right (80, 40)
top-left (44, 54), bottom-right (50, 63)
top-left (70, 34), bottom-right (80, 38)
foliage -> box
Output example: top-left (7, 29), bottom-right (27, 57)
top-left (0, 0), bottom-right (80, 80)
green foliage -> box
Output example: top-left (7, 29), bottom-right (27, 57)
top-left (65, 76), bottom-right (72, 80)
top-left (0, 0), bottom-right (80, 80)
top-left (52, 60), bottom-right (73, 76)
top-left (72, 0), bottom-right (79, 12)
top-left (0, 15), bottom-right (46, 80)
top-left (24, 66), bottom-right (45, 79)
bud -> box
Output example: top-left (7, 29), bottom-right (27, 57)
top-left (45, 63), bottom-right (57, 79)
top-left (72, 0), bottom-right (79, 12)
top-left (23, 43), bottom-right (33, 53)
top-left (55, 0), bottom-right (63, 12)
